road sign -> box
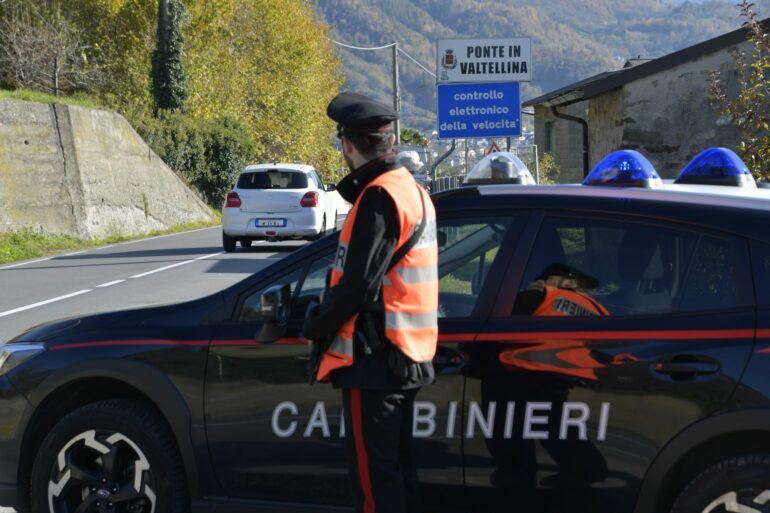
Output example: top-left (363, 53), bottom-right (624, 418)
top-left (437, 82), bottom-right (521, 140)
top-left (485, 142), bottom-right (501, 155)
top-left (437, 38), bottom-right (531, 83)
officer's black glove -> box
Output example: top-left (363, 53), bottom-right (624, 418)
top-left (411, 362), bottom-right (424, 384)
top-left (388, 346), bottom-right (421, 385)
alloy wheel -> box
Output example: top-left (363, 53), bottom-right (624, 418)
top-left (701, 489), bottom-right (770, 513)
top-left (47, 429), bottom-right (156, 513)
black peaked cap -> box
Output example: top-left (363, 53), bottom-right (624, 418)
top-left (536, 263), bottom-right (600, 289)
top-left (327, 92), bottom-right (399, 131)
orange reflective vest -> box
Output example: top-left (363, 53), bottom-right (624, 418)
top-left (315, 167), bottom-right (439, 382)
top-left (532, 285), bottom-right (609, 317)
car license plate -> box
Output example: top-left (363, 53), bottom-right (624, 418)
top-left (256, 218), bottom-right (286, 227)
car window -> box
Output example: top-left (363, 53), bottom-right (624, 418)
top-left (237, 170), bottom-right (308, 190)
top-left (291, 253), bottom-right (335, 320)
top-left (237, 217), bottom-right (514, 323)
top-left (239, 268), bottom-right (303, 321)
top-left (312, 171), bottom-right (324, 189)
top-left (237, 252), bottom-right (335, 323)
top-left (514, 217), bottom-right (698, 317)
top-left (438, 217), bottom-right (514, 318)
top-left (678, 235), bottom-right (752, 311)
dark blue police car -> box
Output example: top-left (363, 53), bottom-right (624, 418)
top-left (1, 148), bottom-right (770, 513)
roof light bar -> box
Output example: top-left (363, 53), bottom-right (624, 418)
top-left (464, 152), bottom-right (535, 186)
top-left (675, 147), bottom-right (755, 187)
top-left (583, 150), bottom-right (662, 188)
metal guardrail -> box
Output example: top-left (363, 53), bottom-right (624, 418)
top-left (430, 176), bottom-right (463, 193)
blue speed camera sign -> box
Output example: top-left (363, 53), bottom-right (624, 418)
top-left (437, 82), bottom-right (521, 140)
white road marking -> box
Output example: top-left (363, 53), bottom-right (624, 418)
top-left (128, 260), bottom-right (195, 278)
top-left (96, 280), bottom-right (125, 288)
top-left (0, 250), bottom-right (224, 319)
top-left (0, 290), bottom-right (92, 318)
top-left (119, 226), bottom-right (219, 245)
top-left (195, 251), bottom-right (224, 260)
top-left (129, 252), bottom-right (222, 279)
top-left (0, 257), bottom-right (53, 271)
top-left (0, 227), bottom-right (220, 270)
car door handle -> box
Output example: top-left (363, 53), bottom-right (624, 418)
top-left (433, 351), bottom-right (466, 375)
top-left (652, 357), bottom-right (720, 376)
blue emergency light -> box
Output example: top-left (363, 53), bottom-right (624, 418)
top-left (583, 150), bottom-right (662, 188)
top-left (674, 147), bottom-right (755, 187)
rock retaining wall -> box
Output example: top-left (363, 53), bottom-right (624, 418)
top-left (0, 99), bottom-right (214, 239)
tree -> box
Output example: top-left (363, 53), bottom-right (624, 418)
top-left (2, 0), bottom-right (342, 181)
top-left (0, 0), bottom-right (104, 96)
top-left (708, 1), bottom-right (770, 179)
top-left (183, 0), bottom-right (342, 178)
top-left (151, 0), bottom-right (188, 111)
top-left (400, 127), bottom-right (427, 146)
top-left (537, 152), bottom-right (561, 184)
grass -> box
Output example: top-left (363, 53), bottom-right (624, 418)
top-left (0, 88), bottom-right (103, 109)
top-left (0, 214), bottom-right (222, 265)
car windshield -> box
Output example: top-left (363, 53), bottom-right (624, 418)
top-left (237, 170), bottom-right (308, 190)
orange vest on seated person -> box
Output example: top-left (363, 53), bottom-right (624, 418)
top-left (315, 166), bottom-right (439, 383)
top-left (533, 285), bottom-right (609, 317)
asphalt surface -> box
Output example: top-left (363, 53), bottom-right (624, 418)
top-left (0, 226), bottom-right (318, 340)
top-left (0, 224), bottom-right (337, 512)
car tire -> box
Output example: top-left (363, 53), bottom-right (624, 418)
top-left (240, 239), bottom-right (252, 248)
top-left (30, 399), bottom-right (189, 513)
top-left (310, 215), bottom-right (326, 241)
top-left (671, 454), bottom-right (770, 513)
top-left (223, 232), bottom-right (236, 252)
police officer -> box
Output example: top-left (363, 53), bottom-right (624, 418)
top-left (303, 92), bottom-right (439, 513)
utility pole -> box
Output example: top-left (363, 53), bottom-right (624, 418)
top-left (330, 39), bottom-right (434, 145)
top-left (392, 41), bottom-right (401, 144)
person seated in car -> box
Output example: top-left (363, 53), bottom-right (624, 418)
top-left (514, 263), bottom-right (609, 317)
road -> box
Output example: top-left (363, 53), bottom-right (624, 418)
top-left (0, 224), bottom-right (330, 512)
top-left (0, 226), bottom-right (315, 339)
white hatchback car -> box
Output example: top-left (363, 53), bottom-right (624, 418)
top-left (221, 163), bottom-right (340, 251)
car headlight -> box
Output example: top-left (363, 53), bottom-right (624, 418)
top-left (0, 343), bottom-right (45, 376)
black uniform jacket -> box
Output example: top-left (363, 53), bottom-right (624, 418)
top-left (303, 154), bottom-right (435, 390)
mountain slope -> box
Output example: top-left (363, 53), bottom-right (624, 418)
top-left (312, 0), bottom-right (763, 133)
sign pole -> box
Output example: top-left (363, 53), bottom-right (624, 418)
top-left (392, 41), bottom-right (401, 144)
top-left (465, 140), bottom-right (470, 176)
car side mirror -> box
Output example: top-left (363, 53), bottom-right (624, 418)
top-left (325, 184), bottom-right (336, 192)
top-left (255, 284), bottom-right (291, 342)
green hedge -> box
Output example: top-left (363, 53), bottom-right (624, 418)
top-left (128, 110), bottom-right (253, 206)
